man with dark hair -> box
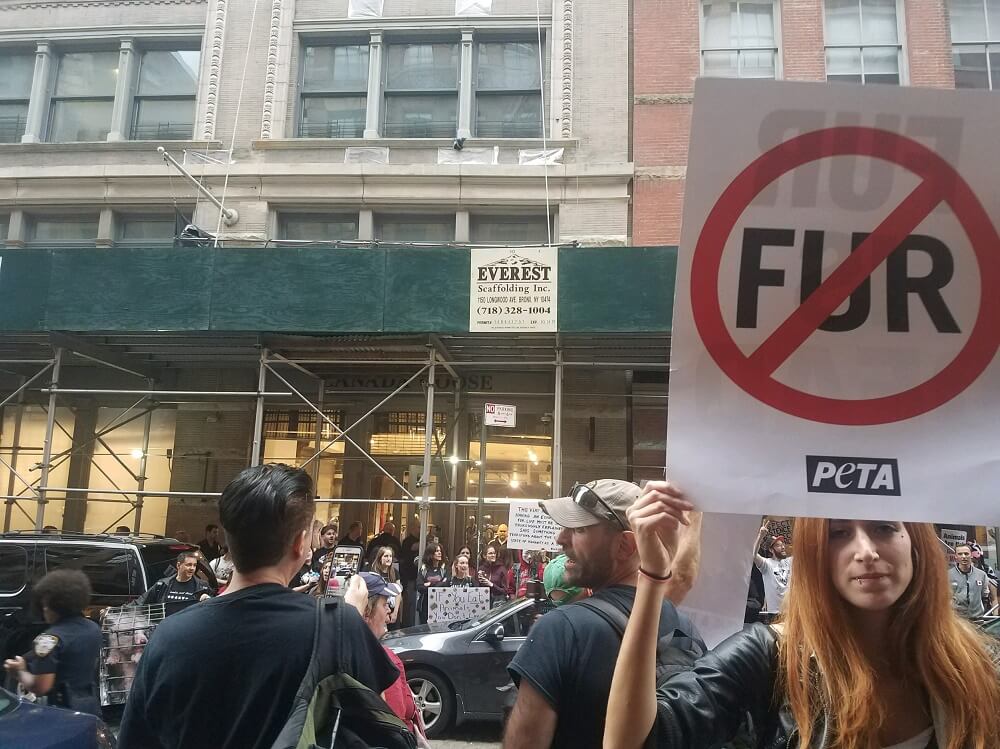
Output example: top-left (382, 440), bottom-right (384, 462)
top-left (503, 479), bottom-right (703, 749)
top-left (135, 550), bottom-right (212, 606)
top-left (950, 542), bottom-right (992, 618)
top-left (3, 569), bottom-right (101, 715)
top-left (365, 520), bottom-right (402, 564)
top-left (119, 464), bottom-right (397, 749)
top-left (339, 520), bottom-right (364, 547)
top-left (197, 524), bottom-right (223, 562)
top-left (310, 523), bottom-right (339, 572)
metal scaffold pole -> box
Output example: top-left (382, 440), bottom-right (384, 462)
top-left (553, 347), bottom-right (564, 497)
top-left (250, 349), bottom-right (268, 467)
top-left (417, 351), bottom-right (436, 566)
top-left (3, 376), bottom-right (26, 532)
top-left (134, 403), bottom-right (153, 533)
top-left (36, 348), bottom-right (62, 530)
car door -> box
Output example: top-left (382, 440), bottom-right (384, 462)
top-left (458, 604), bottom-right (529, 715)
top-left (0, 543), bottom-right (32, 659)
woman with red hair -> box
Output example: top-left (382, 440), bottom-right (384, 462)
top-left (604, 481), bottom-right (1000, 749)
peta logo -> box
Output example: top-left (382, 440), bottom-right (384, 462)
top-left (805, 456), bottom-right (901, 496)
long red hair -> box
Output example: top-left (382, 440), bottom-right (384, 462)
top-left (779, 519), bottom-right (1000, 749)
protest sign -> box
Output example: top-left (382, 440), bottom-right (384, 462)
top-left (427, 586), bottom-right (491, 624)
top-left (667, 78), bottom-right (1000, 524)
top-left (506, 500), bottom-right (562, 551)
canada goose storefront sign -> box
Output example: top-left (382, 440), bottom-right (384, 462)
top-left (470, 247), bottom-right (558, 332)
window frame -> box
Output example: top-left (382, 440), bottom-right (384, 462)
top-left (381, 38), bottom-right (461, 139)
top-left (468, 212), bottom-right (555, 245)
top-left (823, 0), bottom-right (908, 85)
top-left (46, 49), bottom-right (120, 143)
top-left (0, 544), bottom-right (28, 597)
top-left (116, 212), bottom-right (186, 245)
top-left (278, 211), bottom-right (362, 242)
top-left (699, 0), bottom-right (782, 79)
top-left (0, 50), bottom-right (35, 144)
top-left (130, 47), bottom-right (202, 141)
top-left (26, 213), bottom-right (101, 246)
top-left (297, 40), bottom-right (371, 139)
top-left (950, 0), bottom-right (1000, 90)
top-left (472, 36), bottom-right (545, 138)
top-left (373, 212), bottom-right (457, 244)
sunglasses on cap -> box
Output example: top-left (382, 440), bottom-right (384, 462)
top-left (569, 483), bottom-right (628, 532)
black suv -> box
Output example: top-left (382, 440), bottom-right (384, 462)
top-left (0, 532), bottom-right (217, 661)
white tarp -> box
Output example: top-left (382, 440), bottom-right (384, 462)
top-left (348, 0), bottom-right (383, 18)
top-left (518, 148), bottom-right (564, 166)
top-left (470, 246), bottom-right (557, 332)
top-left (456, 0), bottom-right (491, 15)
top-left (344, 147), bottom-right (389, 164)
top-left (438, 146), bottom-right (499, 165)
top-left (427, 586), bottom-right (491, 623)
top-left (666, 78), bottom-right (1000, 525)
top-left (507, 500), bottom-right (562, 551)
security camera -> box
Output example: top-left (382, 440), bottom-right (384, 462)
top-left (452, 137), bottom-right (466, 151)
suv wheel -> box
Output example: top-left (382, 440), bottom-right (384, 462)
top-left (407, 668), bottom-right (454, 738)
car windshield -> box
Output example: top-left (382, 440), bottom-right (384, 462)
top-left (449, 597), bottom-right (528, 631)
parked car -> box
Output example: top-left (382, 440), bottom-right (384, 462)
top-left (0, 685), bottom-right (117, 748)
top-left (0, 531), bottom-right (217, 664)
top-left (383, 595), bottom-right (554, 737)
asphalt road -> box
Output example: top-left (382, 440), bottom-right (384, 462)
top-left (434, 721), bottom-right (503, 748)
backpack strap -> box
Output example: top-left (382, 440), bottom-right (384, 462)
top-left (576, 597), bottom-right (705, 660)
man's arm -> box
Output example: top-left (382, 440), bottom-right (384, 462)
top-left (752, 521), bottom-right (768, 570)
top-left (664, 511), bottom-right (702, 605)
top-left (502, 679), bottom-right (557, 749)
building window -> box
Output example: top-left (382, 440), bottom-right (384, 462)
top-left (0, 215), bottom-right (9, 241)
top-left (475, 41), bottom-right (543, 137)
top-left (0, 53), bottom-right (34, 144)
top-left (383, 42), bottom-right (459, 138)
top-left (951, 0), bottom-right (1000, 89)
top-left (375, 214), bottom-right (455, 243)
top-left (132, 50), bottom-right (200, 140)
top-left (280, 213), bottom-right (360, 241)
top-left (264, 409), bottom-right (344, 440)
top-left (470, 215), bottom-right (552, 244)
top-left (300, 44), bottom-right (369, 138)
top-left (825, 0), bottom-right (902, 84)
top-left (48, 51), bottom-right (119, 142)
top-left (118, 215), bottom-right (180, 243)
top-left (28, 215), bottom-right (100, 244)
top-left (701, 1), bottom-right (778, 78)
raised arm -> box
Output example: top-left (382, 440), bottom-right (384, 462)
top-left (753, 520), bottom-right (769, 569)
top-left (605, 481), bottom-right (691, 749)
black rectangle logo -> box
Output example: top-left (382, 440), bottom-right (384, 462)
top-left (805, 455), bottom-right (901, 496)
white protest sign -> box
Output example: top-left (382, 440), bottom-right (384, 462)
top-left (427, 586), bottom-right (491, 623)
top-left (667, 78), bottom-right (1000, 524)
top-left (484, 402), bottom-right (516, 427)
top-left (470, 247), bottom-right (557, 332)
top-left (506, 500), bottom-right (562, 551)
top-left (678, 513), bottom-right (762, 649)
top-left (940, 528), bottom-right (968, 549)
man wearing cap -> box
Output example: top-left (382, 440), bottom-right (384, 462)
top-left (753, 520), bottom-right (793, 613)
top-left (503, 479), bottom-right (703, 749)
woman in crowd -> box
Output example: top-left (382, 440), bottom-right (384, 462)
top-left (371, 545), bottom-right (398, 583)
top-left (604, 482), bottom-right (1000, 749)
top-left (450, 553), bottom-right (478, 587)
top-left (477, 545), bottom-right (511, 606)
top-left (417, 543), bottom-right (449, 624)
top-left (210, 547), bottom-right (235, 591)
top-left (349, 572), bottom-right (431, 748)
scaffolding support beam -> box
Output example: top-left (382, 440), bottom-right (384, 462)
top-left (418, 350), bottom-right (436, 566)
top-left (251, 349), bottom-right (268, 466)
top-left (48, 331), bottom-right (157, 380)
top-left (134, 404), bottom-right (152, 532)
top-left (553, 347), bottom-right (564, 497)
top-left (35, 348), bottom-right (62, 530)
top-left (3, 377), bottom-right (28, 532)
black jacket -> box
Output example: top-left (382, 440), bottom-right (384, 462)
top-left (651, 623), bottom-right (833, 749)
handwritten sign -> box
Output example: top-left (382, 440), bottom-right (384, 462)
top-left (427, 586), bottom-right (491, 623)
top-left (507, 500), bottom-right (562, 551)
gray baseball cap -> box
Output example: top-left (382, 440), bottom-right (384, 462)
top-left (540, 479), bottom-right (641, 529)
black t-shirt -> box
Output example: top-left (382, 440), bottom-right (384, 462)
top-left (137, 575), bottom-right (211, 606)
top-left (25, 614), bottom-right (101, 714)
top-left (399, 534), bottom-right (420, 583)
top-left (118, 583), bottom-right (398, 749)
top-left (507, 585), bottom-right (702, 749)
top-left (311, 546), bottom-right (333, 573)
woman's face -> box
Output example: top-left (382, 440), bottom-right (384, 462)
top-left (827, 519), bottom-right (913, 612)
top-left (365, 596), bottom-right (391, 639)
top-left (485, 547), bottom-right (497, 562)
top-left (433, 547), bottom-right (442, 563)
top-left (459, 547), bottom-right (471, 559)
top-left (456, 556), bottom-right (469, 575)
top-left (380, 550), bottom-right (393, 568)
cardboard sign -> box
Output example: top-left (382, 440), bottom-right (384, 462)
top-left (484, 402), bottom-right (516, 427)
top-left (506, 500), bottom-right (562, 551)
top-left (470, 247), bottom-right (557, 332)
top-left (940, 528), bottom-right (968, 550)
top-left (667, 79), bottom-right (1000, 524)
top-left (427, 586), bottom-right (491, 623)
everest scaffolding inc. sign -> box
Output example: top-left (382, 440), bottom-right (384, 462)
top-left (666, 78), bottom-right (1000, 526)
top-left (470, 247), bottom-right (557, 332)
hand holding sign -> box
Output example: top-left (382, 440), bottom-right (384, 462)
top-left (626, 481), bottom-right (693, 578)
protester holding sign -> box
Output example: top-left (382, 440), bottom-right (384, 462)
top-left (752, 521), bottom-right (792, 613)
top-left (604, 483), bottom-right (1000, 749)
top-left (416, 543), bottom-right (449, 624)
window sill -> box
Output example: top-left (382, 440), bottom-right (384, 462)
top-left (253, 137), bottom-right (577, 151)
top-left (0, 140), bottom-right (223, 153)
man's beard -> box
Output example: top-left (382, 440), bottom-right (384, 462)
top-left (563, 548), bottom-right (615, 589)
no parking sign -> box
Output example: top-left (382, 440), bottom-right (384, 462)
top-left (667, 79), bottom-right (1000, 524)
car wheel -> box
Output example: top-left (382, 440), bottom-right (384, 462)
top-left (407, 668), bottom-right (454, 738)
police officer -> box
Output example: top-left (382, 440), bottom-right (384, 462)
top-left (3, 569), bottom-right (101, 715)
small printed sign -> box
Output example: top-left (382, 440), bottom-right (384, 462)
top-left (470, 247), bottom-right (557, 332)
top-left (484, 402), bottom-right (516, 427)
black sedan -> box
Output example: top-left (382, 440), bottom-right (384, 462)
top-left (383, 596), bottom-right (554, 737)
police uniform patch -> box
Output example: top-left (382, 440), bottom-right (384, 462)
top-left (33, 633), bottom-right (59, 657)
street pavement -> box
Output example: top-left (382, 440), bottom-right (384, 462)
top-left (434, 721), bottom-right (502, 748)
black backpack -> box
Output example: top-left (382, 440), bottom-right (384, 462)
top-left (576, 597), bottom-right (706, 684)
top-left (269, 598), bottom-right (417, 749)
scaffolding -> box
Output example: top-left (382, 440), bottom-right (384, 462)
top-left (0, 331), bottom-right (671, 562)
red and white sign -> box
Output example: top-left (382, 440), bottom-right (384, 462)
top-left (484, 402), bottom-right (516, 427)
top-left (667, 79), bottom-right (1000, 524)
